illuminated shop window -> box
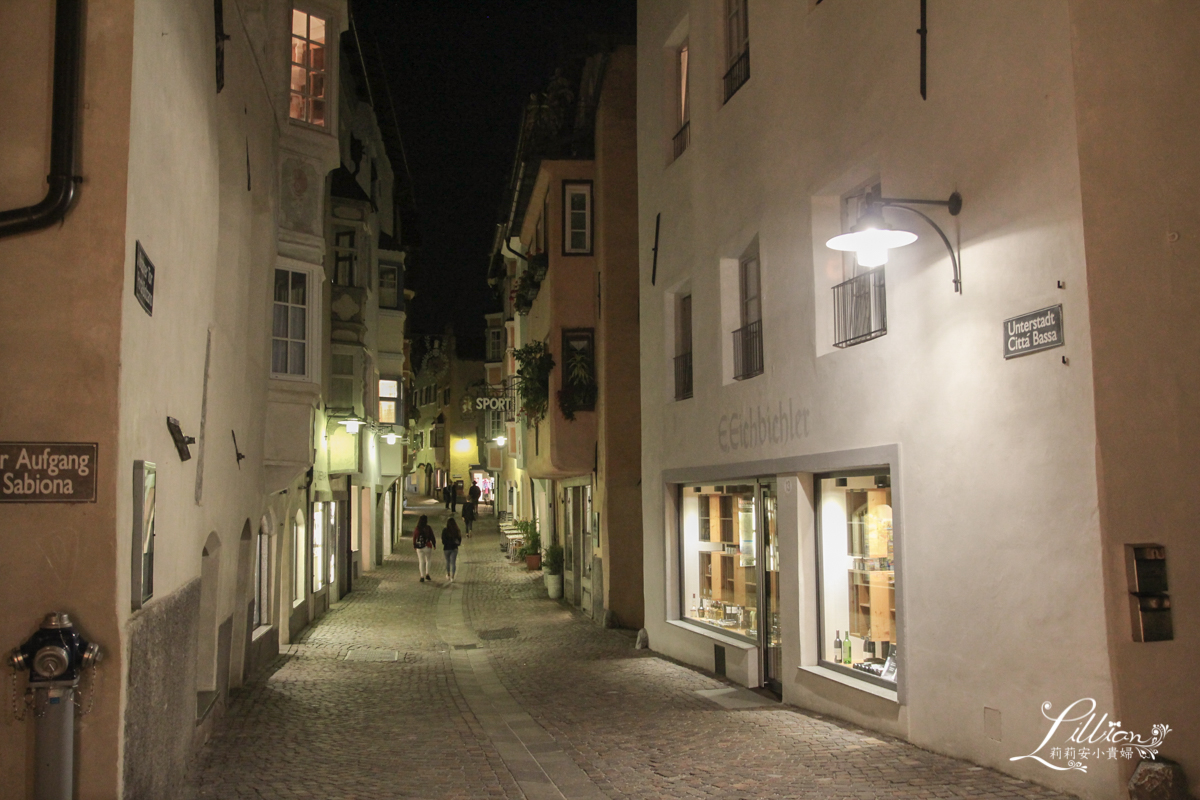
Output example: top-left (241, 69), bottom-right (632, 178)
top-left (816, 471), bottom-right (897, 686)
top-left (289, 9), bottom-right (328, 126)
top-left (680, 484), bottom-right (760, 641)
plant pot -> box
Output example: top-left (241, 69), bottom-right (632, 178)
top-left (544, 572), bottom-right (563, 599)
top-left (525, 553), bottom-right (542, 571)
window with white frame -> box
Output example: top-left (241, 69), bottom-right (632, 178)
top-left (379, 262), bottom-right (401, 309)
top-left (272, 268), bottom-right (309, 377)
top-left (487, 328), bottom-right (505, 362)
top-left (563, 182), bottom-right (593, 255)
top-left (292, 510), bottom-right (305, 604)
top-left (379, 379), bottom-right (398, 424)
top-left (289, 9), bottom-right (328, 127)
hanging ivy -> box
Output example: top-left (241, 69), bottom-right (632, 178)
top-left (513, 340), bottom-right (555, 425)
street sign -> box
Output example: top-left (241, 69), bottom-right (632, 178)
top-left (1004, 305), bottom-right (1064, 359)
top-left (475, 396), bottom-right (514, 412)
top-left (0, 443), bottom-right (98, 503)
top-left (135, 241), bottom-right (155, 316)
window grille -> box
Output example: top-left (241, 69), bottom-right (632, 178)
top-left (832, 268), bottom-right (887, 348)
top-left (732, 320), bottom-right (764, 380)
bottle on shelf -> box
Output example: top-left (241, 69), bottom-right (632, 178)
top-left (833, 630), bottom-right (842, 661)
top-left (842, 634), bottom-right (852, 665)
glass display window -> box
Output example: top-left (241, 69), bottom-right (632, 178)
top-left (816, 470), bottom-right (897, 686)
top-left (680, 484), bottom-right (759, 642)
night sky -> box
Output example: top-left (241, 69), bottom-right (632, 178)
top-left (353, 0), bottom-right (638, 344)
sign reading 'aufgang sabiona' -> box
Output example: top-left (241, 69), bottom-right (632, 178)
top-left (0, 443), bottom-right (98, 503)
top-left (1004, 304), bottom-right (1064, 359)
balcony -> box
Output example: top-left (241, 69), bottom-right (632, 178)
top-left (833, 268), bottom-right (887, 348)
top-left (672, 121), bottom-right (690, 161)
top-left (674, 351), bottom-right (693, 400)
top-left (732, 320), bottom-right (763, 381)
top-left (723, 47), bottom-right (750, 104)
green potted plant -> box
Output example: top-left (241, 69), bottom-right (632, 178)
top-left (517, 523), bottom-right (542, 571)
top-left (513, 341), bottom-right (555, 425)
top-left (543, 543), bottom-right (564, 599)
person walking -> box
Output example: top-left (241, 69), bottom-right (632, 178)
top-left (448, 481), bottom-right (459, 514)
top-left (442, 516), bottom-right (463, 583)
top-left (462, 499), bottom-right (476, 537)
top-left (468, 480), bottom-right (481, 514)
top-left (413, 514), bottom-right (436, 582)
top-left (441, 484), bottom-right (451, 510)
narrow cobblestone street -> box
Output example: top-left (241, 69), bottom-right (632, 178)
top-left (188, 499), bottom-right (1073, 800)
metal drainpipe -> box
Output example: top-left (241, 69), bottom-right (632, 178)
top-left (0, 0), bottom-right (84, 239)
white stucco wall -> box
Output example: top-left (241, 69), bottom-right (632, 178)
top-left (639, 2), bottom-right (1117, 797)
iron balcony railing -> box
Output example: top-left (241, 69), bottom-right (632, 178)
top-left (674, 351), bottom-right (693, 400)
top-left (833, 268), bottom-right (888, 348)
top-left (723, 47), bottom-right (750, 103)
top-left (732, 320), bottom-right (763, 380)
top-left (672, 120), bottom-right (690, 160)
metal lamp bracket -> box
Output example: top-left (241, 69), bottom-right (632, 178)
top-left (867, 190), bottom-right (964, 293)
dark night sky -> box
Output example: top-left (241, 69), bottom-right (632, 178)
top-left (353, 0), bottom-right (637, 343)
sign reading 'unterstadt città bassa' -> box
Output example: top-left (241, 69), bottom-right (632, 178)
top-left (1004, 304), bottom-right (1064, 359)
top-left (0, 443), bottom-right (98, 503)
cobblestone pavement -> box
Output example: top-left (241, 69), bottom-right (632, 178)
top-left (188, 497), bottom-right (1074, 800)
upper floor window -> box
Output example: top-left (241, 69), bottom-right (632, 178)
top-left (563, 182), bottom-right (593, 255)
top-left (674, 294), bottom-right (693, 400)
top-left (723, 0), bottom-right (750, 103)
top-left (272, 268), bottom-right (309, 378)
top-left (290, 9), bottom-right (328, 127)
top-left (333, 227), bottom-right (356, 287)
top-left (673, 44), bottom-right (691, 160)
top-left (379, 263), bottom-right (401, 309)
top-left (733, 254), bottom-right (763, 380)
top-left (486, 328), bottom-right (505, 362)
top-left (379, 379), bottom-right (398, 424)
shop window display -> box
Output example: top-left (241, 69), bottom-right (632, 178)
top-left (817, 472), bottom-right (897, 684)
top-left (680, 484), bottom-right (759, 641)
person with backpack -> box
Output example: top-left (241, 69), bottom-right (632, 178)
top-left (442, 516), bottom-right (463, 583)
top-left (413, 514), bottom-right (436, 582)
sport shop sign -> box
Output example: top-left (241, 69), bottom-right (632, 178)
top-left (0, 443), bottom-right (98, 503)
top-left (475, 396), bottom-right (514, 412)
top-left (1004, 305), bottom-right (1064, 359)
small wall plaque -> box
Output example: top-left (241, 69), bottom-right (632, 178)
top-left (135, 241), bottom-right (155, 316)
top-left (1004, 304), bottom-right (1063, 359)
top-left (0, 442), bottom-right (98, 503)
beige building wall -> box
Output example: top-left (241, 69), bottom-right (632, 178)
top-left (593, 47), bottom-right (644, 630)
top-left (1068, 1), bottom-right (1200, 784)
top-left (0, 1), bottom-right (135, 795)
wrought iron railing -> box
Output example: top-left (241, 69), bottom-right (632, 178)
top-left (674, 351), bottom-right (693, 400)
top-left (723, 47), bottom-right (750, 103)
top-left (672, 121), bottom-right (690, 160)
top-left (732, 320), bottom-right (763, 380)
top-left (833, 268), bottom-right (888, 348)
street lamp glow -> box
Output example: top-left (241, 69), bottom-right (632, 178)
top-left (339, 418), bottom-right (362, 434)
top-left (494, 435), bottom-right (507, 447)
top-left (826, 226), bottom-right (917, 267)
top-left (454, 438), bottom-right (472, 453)
top-left (385, 432), bottom-right (397, 445)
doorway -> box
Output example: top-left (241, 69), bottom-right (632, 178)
top-left (757, 480), bottom-right (780, 694)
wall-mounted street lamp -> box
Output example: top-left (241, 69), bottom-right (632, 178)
top-left (494, 435), bottom-right (507, 447)
top-left (454, 438), bottom-right (472, 453)
top-left (826, 190), bottom-right (963, 292)
top-left (338, 416), bottom-right (363, 434)
top-left (385, 432), bottom-right (398, 445)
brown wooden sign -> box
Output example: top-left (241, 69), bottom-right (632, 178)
top-left (0, 443), bottom-right (97, 503)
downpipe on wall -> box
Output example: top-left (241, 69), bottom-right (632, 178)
top-left (8, 613), bottom-right (101, 800)
top-left (0, 0), bottom-right (84, 239)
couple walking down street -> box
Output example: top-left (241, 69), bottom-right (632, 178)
top-left (412, 513), bottom-right (462, 583)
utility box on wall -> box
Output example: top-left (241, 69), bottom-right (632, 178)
top-left (1125, 544), bottom-right (1173, 642)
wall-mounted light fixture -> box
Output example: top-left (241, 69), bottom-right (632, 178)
top-left (494, 435), bottom-right (508, 447)
top-left (385, 432), bottom-right (398, 445)
top-left (826, 189), bottom-right (963, 292)
top-left (454, 438), bottom-right (472, 453)
top-left (338, 416), bottom-right (363, 434)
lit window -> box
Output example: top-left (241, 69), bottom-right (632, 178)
top-left (673, 43), bottom-right (691, 160)
top-left (563, 182), bottom-right (592, 255)
top-left (292, 510), bottom-right (305, 603)
top-left (379, 379), bottom-right (398, 424)
top-left (272, 269), bottom-right (308, 377)
top-left (289, 9), bottom-right (328, 126)
top-left (816, 471), bottom-right (897, 686)
top-left (312, 501), bottom-right (325, 591)
top-left (379, 263), bottom-right (401, 309)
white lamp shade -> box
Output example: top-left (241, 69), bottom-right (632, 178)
top-left (341, 419), bottom-right (361, 434)
top-left (826, 227), bottom-right (917, 267)
top-left (494, 436), bottom-right (507, 447)
top-left (385, 433), bottom-right (397, 445)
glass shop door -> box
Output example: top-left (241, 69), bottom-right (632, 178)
top-left (758, 480), bottom-right (781, 695)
